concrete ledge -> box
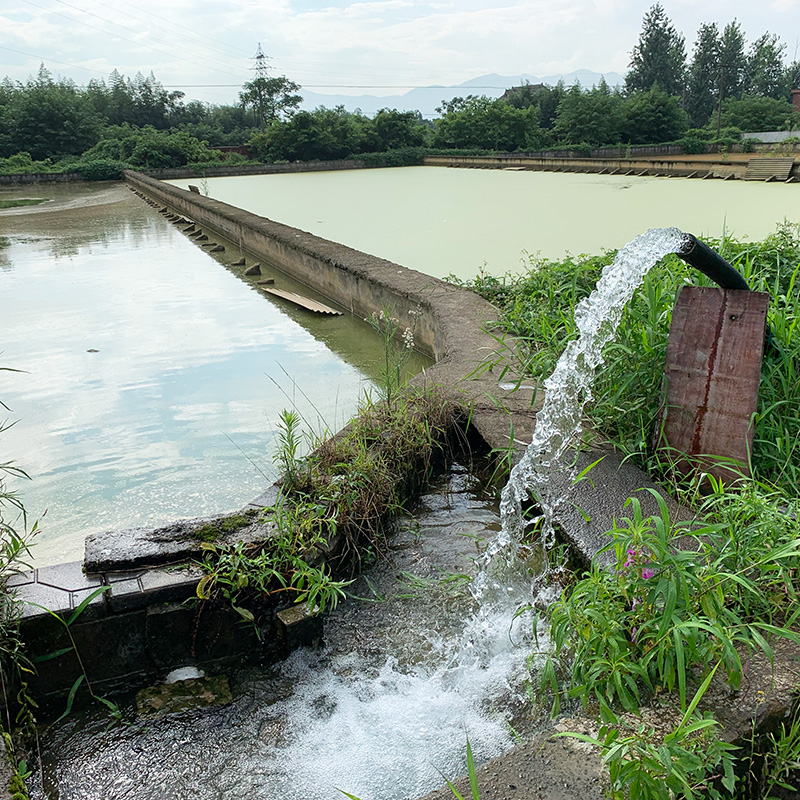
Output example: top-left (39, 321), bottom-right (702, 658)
top-left (423, 154), bottom-right (800, 181)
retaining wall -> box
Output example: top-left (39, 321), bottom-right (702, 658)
top-left (138, 159), bottom-right (365, 181)
top-left (0, 171), bottom-right (85, 185)
top-left (423, 153), bottom-right (800, 180)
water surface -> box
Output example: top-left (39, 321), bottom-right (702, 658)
top-left (1, 183), bottom-right (423, 566)
top-left (30, 465), bottom-right (546, 800)
top-left (170, 167), bottom-right (799, 280)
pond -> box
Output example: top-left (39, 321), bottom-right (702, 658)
top-left (170, 166), bottom-right (799, 280)
top-left (0, 183), bottom-right (427, 567)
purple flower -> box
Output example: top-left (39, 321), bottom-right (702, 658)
top-left (641, 567), bottom-right (655, 580)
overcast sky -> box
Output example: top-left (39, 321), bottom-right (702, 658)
top-left (2, 0), bottom-right (799, 106)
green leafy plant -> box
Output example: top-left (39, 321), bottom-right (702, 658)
top-left (558, 666), bottom-right (737, 800)
top-left (541, 490), bottom-right (800, 717)
top-left (274, 409), bottom-right (306, 492)
top-left (758, 714), bottom-right (800, 798)
top-left (196, 499), bottom-right (350, 618)
top-left (28, 585), bottom-right (120, 722)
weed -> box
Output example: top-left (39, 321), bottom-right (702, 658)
top-left (558, 666), bottom-right (738, 800)
top-left (364, 306), bottom-right (421, 410)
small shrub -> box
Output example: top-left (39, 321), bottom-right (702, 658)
top-left (676, 136), bottom-right (708, 155)
top-left (75, 158), bottom-right (127, 180)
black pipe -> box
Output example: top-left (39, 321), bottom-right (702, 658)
top-left (675, 234), bottom-right (750, 291)
top-left (675, 233), bottom-right (780, 357)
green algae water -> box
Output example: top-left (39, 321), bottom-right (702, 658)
top-left (170, 167), bottom-right (799, 280)
top-left (0, 183), bottom-right (426, 567)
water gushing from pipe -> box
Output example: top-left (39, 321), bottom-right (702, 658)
top-left (473, 227), bottom-right (691, 600)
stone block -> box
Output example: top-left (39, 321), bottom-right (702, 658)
top-left (136, 675), bottom-right (232, 716)
top-left (14, 561), bottom-right (108, 623)
top-left (276, 604), bottom-right (323, 655)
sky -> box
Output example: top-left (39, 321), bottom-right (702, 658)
top-left (1, 0), bottom-right (799, 108)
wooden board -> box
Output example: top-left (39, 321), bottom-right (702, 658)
top-left (260, 287), bottom-right (342, 315)
top-left (657, 286), bottom-right (769, 482)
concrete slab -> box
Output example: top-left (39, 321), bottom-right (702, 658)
top-left (84, 513), bottom-right (277, 573)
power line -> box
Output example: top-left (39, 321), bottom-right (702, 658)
top-left (0, 44), bottom-right (111, 75)
top-left (45, 0), bottom-right (250, 78)
top-left (153, 84), bottom-right (511, 90)
top-left (78, 0), bottom-right (255, 62)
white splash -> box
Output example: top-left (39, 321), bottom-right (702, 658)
top-left (475, 227), bottom-right (690, 598)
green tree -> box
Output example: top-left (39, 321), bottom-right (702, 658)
top-left (240, 75), bottom-right (302, 130)
top-left (622, 86), bottom-right (688, 142)
top-left (718, 21), bottom-right (747, 103)
top-left (372, 109), bottom-right (426, 150)
top-left (249, 107), bottom-right (376, 162)
top-left (1, 66), bottom-right (101, 159)
top-left (625, 3), bottom-right (686, 97)
top-left (553, 82), bottom-right (624, 146)
top-left (685, 23), bottom-right (720, 128)
top-left (787, 61), bottom-right (800, 94)
top-left (745, 33), bottom-right (788, 99)
top-left (720, 95), bottom-right (800, 131)
top-left (433, 95), bottom-right (545, 150)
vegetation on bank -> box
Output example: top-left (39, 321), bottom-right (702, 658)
top-left (0, 370), bottom-right (38, 800)
top-left (196, 387), bottom-right (461, 620)
top-left (455, 224), bottom-right (800, 797)
top-left (2, 4), bottom-right (799, 178)
top-left (197, 308), bottom-right (460, 626)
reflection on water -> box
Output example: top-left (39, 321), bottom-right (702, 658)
top-left (0, 183), bottom-right (423, 566)
top-left (169, 167), bottom-right (799, 280)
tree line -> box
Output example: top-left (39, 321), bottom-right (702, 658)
top-left (1, 4), bottom-right (799, 176)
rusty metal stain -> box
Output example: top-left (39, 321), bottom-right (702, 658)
top-left (658, 286), bottom-right (769, 482)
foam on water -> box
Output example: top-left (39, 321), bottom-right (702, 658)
top-left (252, 585), bottom-right (549, 800)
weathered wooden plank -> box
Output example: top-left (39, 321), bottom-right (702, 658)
top-left (260, 287), bottom-right (342, 315)
top-left (658, 286), bottom-right (769, 483)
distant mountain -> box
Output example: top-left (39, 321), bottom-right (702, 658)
top-left (299, 70), bottom-right (625, 118)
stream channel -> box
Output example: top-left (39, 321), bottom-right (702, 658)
top-left (29, 464), bottom-right (552, 800)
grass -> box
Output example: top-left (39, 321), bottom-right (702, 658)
top-left (0, 198), bottom-right (48, 210)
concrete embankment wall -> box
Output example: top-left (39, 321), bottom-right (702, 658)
top-left (123, 170), bottom-right (500, 373)
top-left (423, 153), bottom-right (800, 180)
top-left (138, 159), bottom-right (364, 181)
top-left (0, 171), bottom-right (86, 185)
